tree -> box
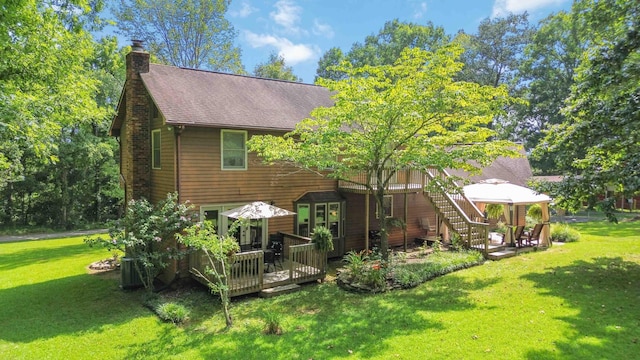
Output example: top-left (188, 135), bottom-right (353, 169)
top-left (518, 11), bottom-right (587, 174)
top-left (315, 19), bottom-right (449, 81)
top-left (250, 44), bottom-right (519, 259)
top-left (0, 0), bottom-right (104, 190)
top-left (535, 0), bottom-right (640, 221)
top-left (457, 13), bottom-right (533, 89)
top-left (253, 53), bottom-right (302, 82)
top-left (178, 220), bottom-right (240, 328)
top-left (113, 0), bottom-right (244, 72)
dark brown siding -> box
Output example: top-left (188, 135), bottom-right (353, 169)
top-left (342, 192), bottom-right (436, 252)
top-left (178, 127), bottom-right (337, 234)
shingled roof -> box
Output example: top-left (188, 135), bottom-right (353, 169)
top-left (448, 148), bottom-right (533, 187)
top-left (140, 64), bottom-right (332, 131)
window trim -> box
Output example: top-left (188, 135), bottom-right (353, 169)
top-left (221, 129), bottom-right (248, 171)
top-left (151, 129), bottom-right (161, 169)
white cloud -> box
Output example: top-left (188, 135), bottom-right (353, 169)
top-left (492, 0), bottom-right (568, 17)
top-left (270, 0), bottom-right (303, 34)
top-left (244, 31), bottom-right (320, 65)
top-left (312, 19), bottom-right (334, 38)
top-left (414, 2), bottom-right (428, 19)
top-left (230, 2), bottom-right (258, 18)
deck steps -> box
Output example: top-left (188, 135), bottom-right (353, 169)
top-left (486, 248), bottom-right (518, 260)
top-left (259, 283), bottom-right (301, 298)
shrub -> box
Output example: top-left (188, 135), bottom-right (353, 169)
top-left (527, 204), bottom-right (543, 223)
top-left (262, 311), bottom-right (284, 335)
top-left (85, 193), bottom-right (195, 292)
top-left (551, 223), bottom-right (581, 242)
top-left (392, 250), bottom-right (484, 289)
top-left (155, 302), bottom-right (191, 324)
top-left (338, 250), bottom-right (390, 293)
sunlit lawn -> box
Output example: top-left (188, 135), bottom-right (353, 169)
top-left (1, 218), bottom-right (639, 359)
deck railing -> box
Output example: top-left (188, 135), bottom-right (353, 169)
top-left (338, 169), bottom-right (425, 193)
top-left (289, 243), bottom-right (326, 281)
top-left (424, 168), bottom-right (488, 250)
top-left (189, 233), bottom-right (326, 297)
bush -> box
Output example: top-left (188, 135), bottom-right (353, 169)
top-left (337, 250), bottom-right (390, 293)
top-left (155, 302), bottom-right (191, 324)
top-left (551, 223), bottom-right (581, 242)
top-left (262, 311), bottom-right (284, 335)
top-left (392, 250), bottom-right (484, 289)
top-left (338, 249), bottom-right (484, 292)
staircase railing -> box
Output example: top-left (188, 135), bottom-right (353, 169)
top-left (423, 168), bottom-right (488, 252)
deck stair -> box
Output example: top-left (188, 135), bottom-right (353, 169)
top-left (423, 168), bottom-right (488, 253)
top-left (259, 283), bottom-right (301, 298)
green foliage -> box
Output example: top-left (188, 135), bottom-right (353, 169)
top-left (155, 302), bottom-right (191, 324)
top-left (527, 204), bottom-right (543, 223)
top-left (254, 52), bottom-right (302, 82)
top-left (534, 0), bottom-right (640, 221)
top-left (85, 193), bottom-right (194, 291)
top-left (338, 250), bottom-right (389, 293)
top-left (113, 0), bottom-right (243, 72)
top-left (311, 226), bottom-right (334, 252)
top-left (3, 221), bottom-right (640, 359)
top-left (177, 220), bottom-right (240, 328)
top-left (485, 204), bottom-right (504, 220)
top-left (449, 232), bottom-right (465, 251)
top-left (519, 11), bottom-right (587, 173)
top-left (392, 250), bottom-right (484, 289)
top-left (262, 311), bottom-right (284, 335)
top-left (0, 0), bottom-right (106, 191)
top-left (250, 44), bottom-right (519, 260)
top-left (316, 19), bottom-right (449, 81)
top-left (551, 223), bottom-right (581, 243)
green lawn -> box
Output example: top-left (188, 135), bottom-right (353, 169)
top-left (1, 220), bottom-right (639, 359)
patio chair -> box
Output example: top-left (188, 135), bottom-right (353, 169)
top-left (271, 241), bottom-right (283, 270)
top-left (513, 225), bottom-right (526, 247)
top-left (526, 224), bottom-right (543, 246)
top-left (264, 249), bottom-right (276, 273)
top-left (419, 217), bottom-right (436, 237)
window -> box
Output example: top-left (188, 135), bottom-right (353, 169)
top-left (221, 130), bottom-right (247, 170)
top-left (376, 195), bottom-right (393, 218)
top-left (151, 129), bottom-right (161, 169)
top-left (328, 202), bottom-right (340, 238)
top-left (297, 204), bottom-right (310, 237)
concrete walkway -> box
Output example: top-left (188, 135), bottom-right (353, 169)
top-left (0, 229), bottom-right (108, 243)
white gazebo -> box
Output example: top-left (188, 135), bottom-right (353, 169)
top-left (463, 179), bottom-right (552, 246)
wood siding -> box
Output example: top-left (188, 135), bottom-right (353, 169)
top-left (178, 127), bottom-right (337, 235)
top-left (342, 192), bottom-right (436, 252)
top-left (150, 114), bottom-right (176, 203)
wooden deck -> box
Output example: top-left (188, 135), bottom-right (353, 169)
top-left (189, 233), bottom-right (326, 297)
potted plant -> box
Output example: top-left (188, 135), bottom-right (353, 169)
top-left (311, 226), bottom-right (334, 252)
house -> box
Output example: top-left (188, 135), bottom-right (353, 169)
top-left (111, 43), bottom-right (533, 295)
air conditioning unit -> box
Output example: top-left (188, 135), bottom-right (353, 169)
top-left (120, 257), bottom-right (144, 289)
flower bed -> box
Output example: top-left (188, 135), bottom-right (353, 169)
top-left (337, 249), bottom-right (484, 293)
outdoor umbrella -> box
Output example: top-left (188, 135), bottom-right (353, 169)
top-left (220, 201), bottom-right (296, 219)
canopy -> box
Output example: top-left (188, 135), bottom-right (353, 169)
top-left (463, 178), bottom-right (552, 205)
top-left (220, 201), bottom-right (296, 219)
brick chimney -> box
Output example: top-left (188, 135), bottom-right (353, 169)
top-left (123, 40), bottom-right (151, 203)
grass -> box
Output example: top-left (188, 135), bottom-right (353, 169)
top-left (1, 220), bottom-right (639, 359)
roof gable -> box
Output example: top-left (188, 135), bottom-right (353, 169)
top-left (140, 64), bottom-right (333, 131)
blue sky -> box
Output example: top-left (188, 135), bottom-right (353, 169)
top-left (103, 0), bottom-right (572, 83)
top-left (228, 0), bottom-right (573, 83)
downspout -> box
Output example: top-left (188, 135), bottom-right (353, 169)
top-left (174, 126), bottom-right (184, 202)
